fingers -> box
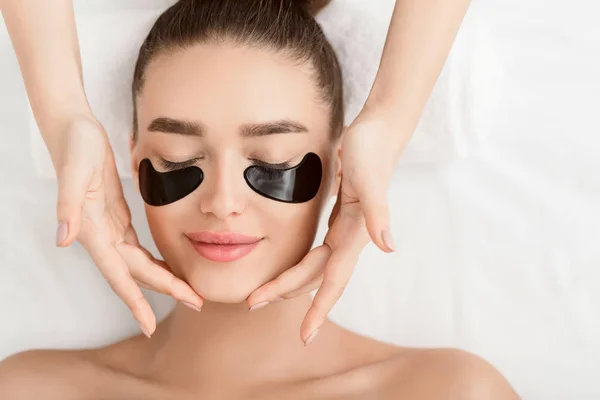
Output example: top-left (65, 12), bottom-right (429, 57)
top-left (123, 224), bottom-right (143, 248)
top-left (134, 278), bottom-right (152, 291)
top-left (247, 245), bottom-right (331, 308)
top-left (55, 163), bottom-right (95, 247)
top-left (117, 242), bottom-right (203, 311)
top-left (123, 226), bottom-right (166, 268)
top-left (282, 275), bottom-right (323, 299)
top-left (300, 241), bottom-right (363, 344)
top-left (328, 185), bottom-right (342, 229)
top-left (355, 179), bottom-right (395, 253)
top-left (89, 244), bottom-right (156, 337)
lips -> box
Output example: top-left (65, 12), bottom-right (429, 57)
top-left (186, 231), bottom-right (262, 263)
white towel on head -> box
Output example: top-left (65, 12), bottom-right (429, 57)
top-left (28, 0), bottom-right (502, 179)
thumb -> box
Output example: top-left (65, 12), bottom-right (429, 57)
top-left (357, 180), bottom-right (395, 253)
top-left (55, 163), bottom-right (94, 247)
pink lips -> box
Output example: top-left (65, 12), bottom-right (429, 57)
top-left (186, 231), bottom-right (262, 263)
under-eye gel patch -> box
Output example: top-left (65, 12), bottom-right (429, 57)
top-left (244, 152), bottom-right (322, 203)
top-left (139, 159), bottom-right (204, 206)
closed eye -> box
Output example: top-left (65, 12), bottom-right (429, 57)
top-left (249, 159), bottom-right (292, 170)
top-left (158, 157), bottom-right (201, 171)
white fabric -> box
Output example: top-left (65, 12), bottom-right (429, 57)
top-left (1, 0), bottom-right (600, 399)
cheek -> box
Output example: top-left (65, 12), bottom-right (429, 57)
top-left (268, 153), bottom-right (336, 255)
top-left (262, 190), bottom-right (327, 271)
top-left (144, 204), bottom-right (188, 274)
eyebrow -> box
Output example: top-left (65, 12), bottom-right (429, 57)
top-left (147, 118), bottom-right (308, 138)
top-left (147, 118), bottom-right (204, 136)
top-left (240, 119), bottom-right (308, 137)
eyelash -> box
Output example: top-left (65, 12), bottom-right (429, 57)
top-left (158, 158), bottom-right (292, 171)
top-left (248, 159), bottom-right (292, 170)
top-left (158, 157), bottom-right (200, 171)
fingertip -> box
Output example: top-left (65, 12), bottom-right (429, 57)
top-left (381, 229), bottom-right (396, 252)
top-left (61, 233), bottom-right (78, 247)
top-left (57, 215), bottom-right (83, 247)
top-left (192, 294), bottom-right (204, 310)
top-left (134, 299), bottom-right (156, 338)
top-left (246, 297), bottom-right (255, 310)
top-left (249, 301), bottom-right (270, 312)
top-left (182, 301), bottom-right (202, 312)
top-left (365, 219), bottom-right (395, 253)
top-left (138, 322), bottom-right (152, 338)
top-left (361, 192), bottom-right (392, 250)
top-left (172, 281), bottom-right (203, 311)
top-left (136, 314), bottom-right (156, 338)
top-left (55, 221), bottom-right (69, 247)
top-left (247, 298), bottom-right (263, 310)
top-left (300, 323), bottom-right (311, 344)
top-left (246, 285), bottom-right (269, 306)
top-left (300, 308), bottom-right (322, 344)
top-left (147, 314), bottom-right (157, 336)
top-left (304, 328), bottom-right (320, 346)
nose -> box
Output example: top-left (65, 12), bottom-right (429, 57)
top-left (199, 157), bottom-right (246, 220)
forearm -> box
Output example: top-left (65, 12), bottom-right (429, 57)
top-left (2, 0), bottom-right (91, 152)
top-left (366, 0), bottom-right (471, 133)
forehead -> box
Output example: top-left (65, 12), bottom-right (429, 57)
top-left (136, 43), bottom-right (330, 133)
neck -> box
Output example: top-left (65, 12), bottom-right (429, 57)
top-left (148, 294), bottom-right (333, 387)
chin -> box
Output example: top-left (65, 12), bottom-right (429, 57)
top-left (165, 246), bottom-right (307, 304)
top-left (194, 286), bottom-right (253, 304)
top-left (183, 269), bottom-right (264, 304)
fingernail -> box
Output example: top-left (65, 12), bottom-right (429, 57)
top-left (182, 302), bottom-right (201, 312)
top-left (249, 301), bottom-right (269, 311)
top-left (56, 221), bottom-right (68, 246)
top-left (304, 328), bottom-right (319, 346)
top-left (138, 322), bottom-right (151, 338)
top-left (381, 229), bottom-right (396, 252)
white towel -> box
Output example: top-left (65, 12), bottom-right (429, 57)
top-left (29, 0), bottom-right (502, 179)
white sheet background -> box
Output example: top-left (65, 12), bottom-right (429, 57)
top-left (1, 1), bottom-right (599, 398)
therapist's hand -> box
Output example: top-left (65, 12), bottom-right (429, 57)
top-left (54, 115), bottom-right (203, 337)
top-left (247, 107), bottom-right (406, 344)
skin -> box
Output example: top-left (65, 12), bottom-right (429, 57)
top-left (1, 0), bottom-right (473, 342)
top-left (0, 42), bottom-right (519, 400)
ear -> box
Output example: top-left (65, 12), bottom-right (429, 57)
top-left (129, 133), bottom-right (140, 194)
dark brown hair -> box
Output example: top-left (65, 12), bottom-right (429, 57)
top-left (131, 0), bottom-right (343, 140)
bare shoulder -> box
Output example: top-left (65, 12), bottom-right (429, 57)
top-left (0, 333), bottom-right (168, 400)
top-left (0, 348), bottom-right (102, 399)
top-left (0, 342), bottom-right (157, 400)
top-left (377, 348), bottom-right (521, 400)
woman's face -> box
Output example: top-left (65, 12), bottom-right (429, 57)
top-left (131, 43), bottom-right (340, 303)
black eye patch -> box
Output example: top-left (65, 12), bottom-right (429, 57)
top-left (138, 159), bottom-right (203, 206)
top-left (138, 152), bottom-right (322, 206)
top-left (244, 152), bottom-right (322, 203)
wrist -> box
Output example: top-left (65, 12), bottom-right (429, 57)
top-left (360, 96), bottom-right (419, 147)
top-left (363, 80), bottom-right (422, 122)
top-left (34, 92), bottom-right (93, 140)
top-left (36, 101), bottom-right (99, 168)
